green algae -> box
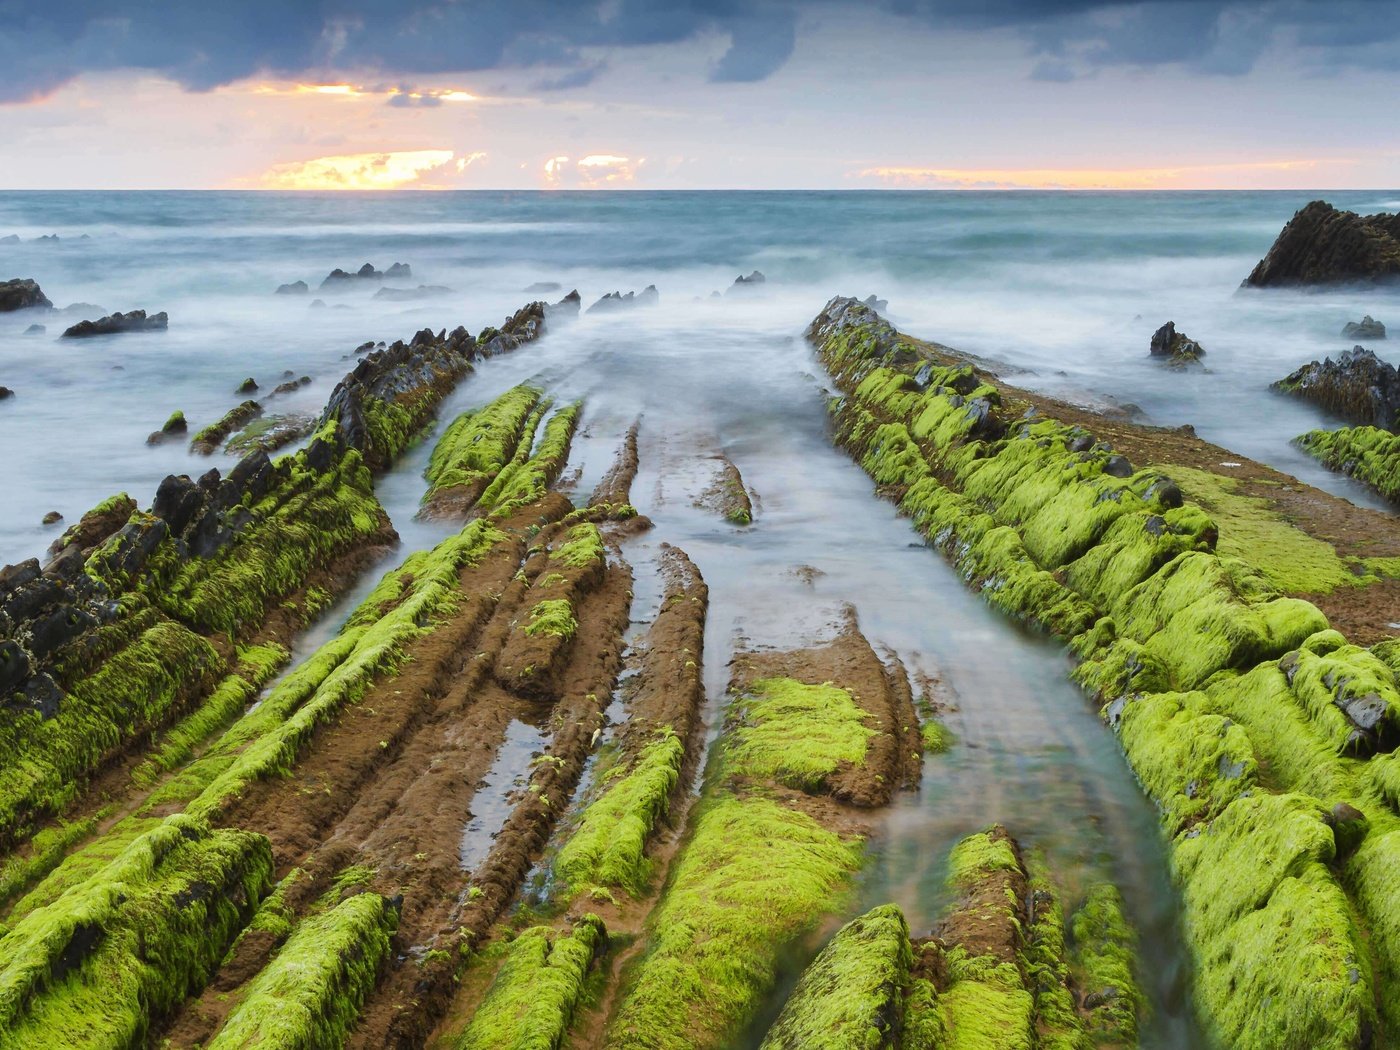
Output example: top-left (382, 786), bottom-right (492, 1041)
top-left (606, 794), bottom-right (864, 1049)
top-left (1020, 857), bottom-right (1086, 1050)
top-left (723, 677), bottom-right (878, 793)
top-left (0, 815), bottom-right (101, 918)
top-left (554, 731), bottom-right (685, 899)
top-left (424, 385), bottom-right (543, 507)
top-left (523, 598), bottom-right (578, 639)
top-left (1168, 466), bottom-right (1359, 594)
top-left (946, 829), bottom-right (1020, 890)
top-left (1068, 884), bottom-right (1141, 1046)
top-left (759, 903), bottom-right (910, 1050)
top-left (0, 814), bottom-right (273, 1049)
top-left (1174, 792), bottom-right (1375, 1049)
top-left (479, 400), bottom-right (582, 517)
top-left (455, 914), bottom-right (605, 1050)
top-left (207, 891), bottom-right (398, 1050)
top-left (1298, 425), bottom-right (1400, 506)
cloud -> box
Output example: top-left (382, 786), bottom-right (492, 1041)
top-left (543, 152), bottom-right (644, 187)
top-left (260, 148), bottom-right (460, 189)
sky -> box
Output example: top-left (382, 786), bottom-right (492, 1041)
top-left (1, 0), bottom-right (1398, 190)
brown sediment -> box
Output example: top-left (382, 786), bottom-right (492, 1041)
top-left (730, 611), bottom-right (917, 808)
top-left (695, 453), bottom-right (754, 525)
top-left (590, 420), bottom-right (641, 508)
top-left (933, 825), bottom-right (1027, 964)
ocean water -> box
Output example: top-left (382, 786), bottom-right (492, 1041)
top-left (2, 190), bottom-right (1397, 1047)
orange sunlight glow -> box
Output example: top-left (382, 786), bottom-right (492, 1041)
top-left (855, 159), bottom-right (1343, 190)
top-left (260, 149), bottom-right (460, 190)
top-left (250, 83), bottom-right (477, 103)
top-left (544, 154), bottom-right (644, 187)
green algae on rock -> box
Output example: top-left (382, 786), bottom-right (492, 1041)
top-left (423, 384), bottom-right (544, 517)
top-left (1298, 424), bottom-right (1400, 507)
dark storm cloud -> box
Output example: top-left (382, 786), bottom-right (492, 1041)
top-left (1, 0), bottom-right (1397, 103)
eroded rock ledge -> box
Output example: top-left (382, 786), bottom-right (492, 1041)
top-left (1245, 200), bottom-right (1400, 287)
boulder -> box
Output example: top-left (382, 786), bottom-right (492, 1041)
top-left (61, 310), bottom-right (168, 338)
top-left (0, 387), bottom-right (11, 400)
top-left (237, 377), bottom-right (259, 394)
top-left (1342, 315), bottom-right (1386, 340)
top-left (384, 262), bottom-right (412, 279)
top-left (320, 264), bottom-right (382, 289)
top-left (1273, 346), bottom-right (1400, 430)
top-left (0, 278), bottom-right (52, 312)
top-left (1148, 322), bottom-right (1206, 366)
top-left (271, 375), bottom-right (312, 396)
top-left (146, 410), bottom-right (188, 446)
top-left (1245, 200), bottom-right (1400, 287)
top-left (41, 511), bottom-right (62, 525)
top-left (275, 280), bottom-right (309, 295)
top-left (24, 324), bottom-right (45, 336)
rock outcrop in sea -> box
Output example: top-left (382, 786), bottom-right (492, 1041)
top-left (1148, 321), bottom-right (1205, 365)
top-left (61, 309), bottom-right (168, 338)
top-left (586, 286), bottom-right (659, 313)
top-left (1274, 346), bottom-right (1400, 430)
top-left (275, 280), bottom-right (308, 295)
top-left (0, 279), bottom-right (52, 312)
top-left (1245, 200), bottom-right (1400, 287)
top-left (1343, 315), bottom-right (1387, 340)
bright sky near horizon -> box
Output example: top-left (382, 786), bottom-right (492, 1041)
top-left (2, 0), bottom-right (1398, 191)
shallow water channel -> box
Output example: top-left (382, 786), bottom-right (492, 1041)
top-left (309, 296), bottom-right (1212, 1047)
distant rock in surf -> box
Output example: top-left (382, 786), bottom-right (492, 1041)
top-left (586, 285), bottom-right (659, 313)
top-left (1273, 346), bottom-right (1400, 431)
top-left (276, 280), bottom-right (309, 295)
top-left (0, 387), bottom-right (12, 400)
top-left (385, 262), bottom-right (412, 279)
top-left (146, 410), bottom-right (188, 446)
top-left (544, 290), bottom-right (581, 319)
top-left (524, 281), bottom-right (562, 293)
top-left (271, 375), bottom-right (312, 396)
top-left (0, 279), bottom-right (52, 312)
top-left (727, 270), bottom-right (766, 294)
top-left (24, 324), bottom-right (45, 336)
top-left (61, 309), bottom-right (168, 338)
top-left (1148, 322), bottom-right (1205, 366)
top-left (0, 235), bottom-right (17, 244)
top-left (1342, 315), bottom-right (1386, 340)
top-left (237, 377), bottom-right (259, 394)
top-left (1245, 200), bottom-right (1400, 287)
top-left (373, 285), bottom-right (452, 302)
top-left (321, 263), bottom-right (383, 288)
top-left (861, 294), bottom-right (889, 312)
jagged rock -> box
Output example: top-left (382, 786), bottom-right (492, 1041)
top-left (727, 270), bottom-right (766, 294)
top-left (23, 324), bottom-right (44, 336)
top-left (275, 280), bottom-right (309, 295)
top-left (36, 234), bottom-right (59, 242)
top-left (47, 494), bottom-right (137, 560)
top-left (384, 262), bottom-right (412, 279)
top-left (372, 285), bottom-right (451, 302)
top-left (586, 285), bottom-right (659, 313)
top-left (0, 278), bottom-right (52, 312)
top-left (544, 290), bottom-right (581, 318)
top-left (41, 512), bottom-right (62, 525)
top-left (1342, 315), bottom-right (1386, 340)
top-left (0, 388), bottom-right (12, 400)
top-left (61, 310), bottom-right (168, 338)
top-left (321, 264), bottom-right (382, 289)
top-left (1148, 322), bottom-right (1206, 366)
top-left (1273, 346), bottom-right (1400, 430)
top-left (271, 375), bottom-right (312, 396)
top-left (237, 377), bottom-right (258, 394)
top-left (1245, 200), bottom-right (1400, 287)
top-left (861, 294), bottom-right (889, 312)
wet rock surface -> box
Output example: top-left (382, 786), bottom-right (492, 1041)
top-left (1274, 345), bottom-right (1400, 430)
top-left (1148, 321), bottom-right (1206, 366)
top-left (1245, 200), bottom-right (1400, 287)
top-left (61, 309), bottom-right (168, 338)
top-left (1343, 315), bottom-right (1386, 340)
top-left (0, 278), bottom-right (52, 312)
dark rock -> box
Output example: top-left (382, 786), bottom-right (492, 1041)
top-left (1245, 200), bottom-right (1400, 287)
top-left (0, 640), bottom-right (30, 694)
top-left (1103, 455), bottom-right (1133, 478)
top-left (41, 511), bottom-right (62, 525)
top-left (237, 377), bottom-right (259, 394)
top-left (1342, 315), bottom-right (1386, 340)
top-left (47, 494), bottom-right (136, 560)
top-left (275, 280), bottom-right (309, 296)
top-left (271, 375), bottom-right (312, 396)
top-left (24, 324), bottom-right (44, 335)
top-left (1144, 476), bottom-right (1184, 509)
top-left (61, 310), bottom-right (168, 338)
top-left (372, 285), bottom-right (451, 302)
top-left (320, 264), bottom-right (383, 289)
top-left (0, 278), bottom-right (52, 312)
top-left (1273, 346), bottom-right (1400, 431)
top-left (523, 281), bottom-right (561, 293)
top-left (0, 387), bottom-right (11, 401)
top-left (384, 262), bottom-right (412, 279)
top-left (1148, 322), bottom-right (1206, 366)
top-left (727, 271), bottom-right (766, 294)
top-left (1325, 802), bottom-right (1370, 858)
top-left (146, 410), bottom-right (188, 445)
top-left (544, 290), bottom-right (581, 319)
top-left (36, 234), bottom-right (59, 242)
top-left (190, 400), bottom-right (263, 455)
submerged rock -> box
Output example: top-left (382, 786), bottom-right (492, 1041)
top-left (1274, 346), bottom-right (1400, 430)
top-left (586, 285), bottom-right (659, 313)
top-left (0, 278), bottom-right (52, 312)
top-left (372, 285), bottom-right (451, 302)
top-left (23, 324), bottom-right (45, 336)
top-left (275, 280), bottom-right (309, 295)
top-left (190, 400), bottom-right (262, 455)
top-left (1342, 315), bottom-right (1386, 340)
top-left (1245, 200), bottom-right (1400, 287)
top-left (41, 512), bottom-right (62, 526)
top-left (61, 309), bottom-right (168, 338)
top-left (1148, 322), bottom-right (1206, 366)
top-left (226, 414), bottom-right (316, 455)
top-left (523, 281), bottom-right (562, 293)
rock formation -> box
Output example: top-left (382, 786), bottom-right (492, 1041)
top-left (1148, 321), bottom-right (1206, 366)
top-left (275, 281), bottom-right (308, 295)
top-left (1274, 346), bottom-right (1400, 430)
top-left (1343, 315), bottom-right (1386, 340)
top-left (586, 285), bottom-right (659, 313)
top-left (1245, 200), bottom-right (1400, 287)
top-left (61, 310), bottom-right (168, 338)
top-left (0, 279), bottom-right (51, 312)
